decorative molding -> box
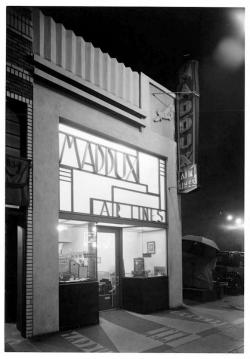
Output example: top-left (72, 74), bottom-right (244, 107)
top-left (33, 9), bottom-right (140, 108)
top-left (6, 63), bottom-right (33, 83)
top-left (7, 9), bottom-right (32, 40)
top-left (154, 104), bottom-right (175, 122)
top-left (34, 66), bottom-right (146, 128)
top-left (6, 91), bottom-right (32, 105)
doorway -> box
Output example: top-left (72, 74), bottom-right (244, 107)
top-left (5, 211), bottom-right (26, 335)
top-left (5, 214), bottom-right (18, 323)
top-left (97, 227), bottom-right (122, 311)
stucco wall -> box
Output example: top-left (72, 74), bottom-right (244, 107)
top-left (166, 142), bottom-right (183, 307)
top-left (33, 85), bottom-right (59, 335)
top-left (32, 76), bottom-right (182, 334)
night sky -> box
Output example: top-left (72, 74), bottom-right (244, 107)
top-left (41, 6), bottom-right (245, 251)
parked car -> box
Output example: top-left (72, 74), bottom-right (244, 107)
top-left (213, 251), bottom-right (244, 295)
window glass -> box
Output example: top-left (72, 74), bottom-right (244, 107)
top-left (138, 152), bottom-right (159, 194)
top-left (122, 227), bottom-right (167, 277)
top-left (6, 99), bottom-right (27, 158)
top-left (59, 123), bottom-right (167, 225)
top-left (60, 123), bottom-right (136, 156)
top-left (59, 180), bottom-right (72, 211)
top-left (58, 221), bottom-right (97, 282)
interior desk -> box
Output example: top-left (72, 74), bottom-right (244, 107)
top-left (121, 276), bottom-right (169, 314)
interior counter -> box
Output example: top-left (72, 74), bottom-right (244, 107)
top-left (59, 280), bottom-right (99, 330)
top-left (121, 276), bottom-right (169, 314)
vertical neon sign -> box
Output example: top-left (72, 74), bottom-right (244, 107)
top-left (177, 60), bottom-right (199, 193)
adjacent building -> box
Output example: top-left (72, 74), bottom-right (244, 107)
top-left (5, 7), bottom-right (183, 338)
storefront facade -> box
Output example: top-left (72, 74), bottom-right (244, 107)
top-left (6, 7), bottom-right (182, 337)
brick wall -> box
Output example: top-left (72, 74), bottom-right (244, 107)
top-left (6, 6), bottom-right (34, 338)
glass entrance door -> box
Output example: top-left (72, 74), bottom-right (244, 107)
top-left (97, 227), bottom-right (121, 310)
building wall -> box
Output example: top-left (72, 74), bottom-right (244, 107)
top-left (33, 70), bottom-right (182, 334)
top-left (33, 84), bottom-right (59, 335)
top-left (166, 143), bottom-right (183, 307)
top-left (6, 5), bottom-right (182, 338)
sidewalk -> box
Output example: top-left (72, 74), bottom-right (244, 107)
top-left (5, 295), bottom-right (244, 353)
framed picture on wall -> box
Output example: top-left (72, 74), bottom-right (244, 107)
top-left (147, 241), bottom-right (155, 254)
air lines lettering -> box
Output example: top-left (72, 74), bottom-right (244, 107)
top-left (93, 199), bottom-right (165, 223)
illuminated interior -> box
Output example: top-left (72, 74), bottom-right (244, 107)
top-left (123, 227), bottom-right (167, 277)
top-left (58, 220), bottom-right (97, 282)
top-left (58, 219), bottom-right (167, 284)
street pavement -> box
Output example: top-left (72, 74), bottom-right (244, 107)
top-left (4, 294), bottom-right (244, 353)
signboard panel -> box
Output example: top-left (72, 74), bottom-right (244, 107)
top-left (176, 60), bottom-right (199, 193)
top-left (59, 124), bottom-right (167, 224)
top-left (178, 164), bottom-right (198, 194)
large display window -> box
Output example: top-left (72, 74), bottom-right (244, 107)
top-left (57, 221), bottom-right (168, 298)
top-left (123, 227), bottom-right (167, 277)
top-left (58, 220), bottom-right (97, 282)
top-left (59, 123), bottom-right (167, 225)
